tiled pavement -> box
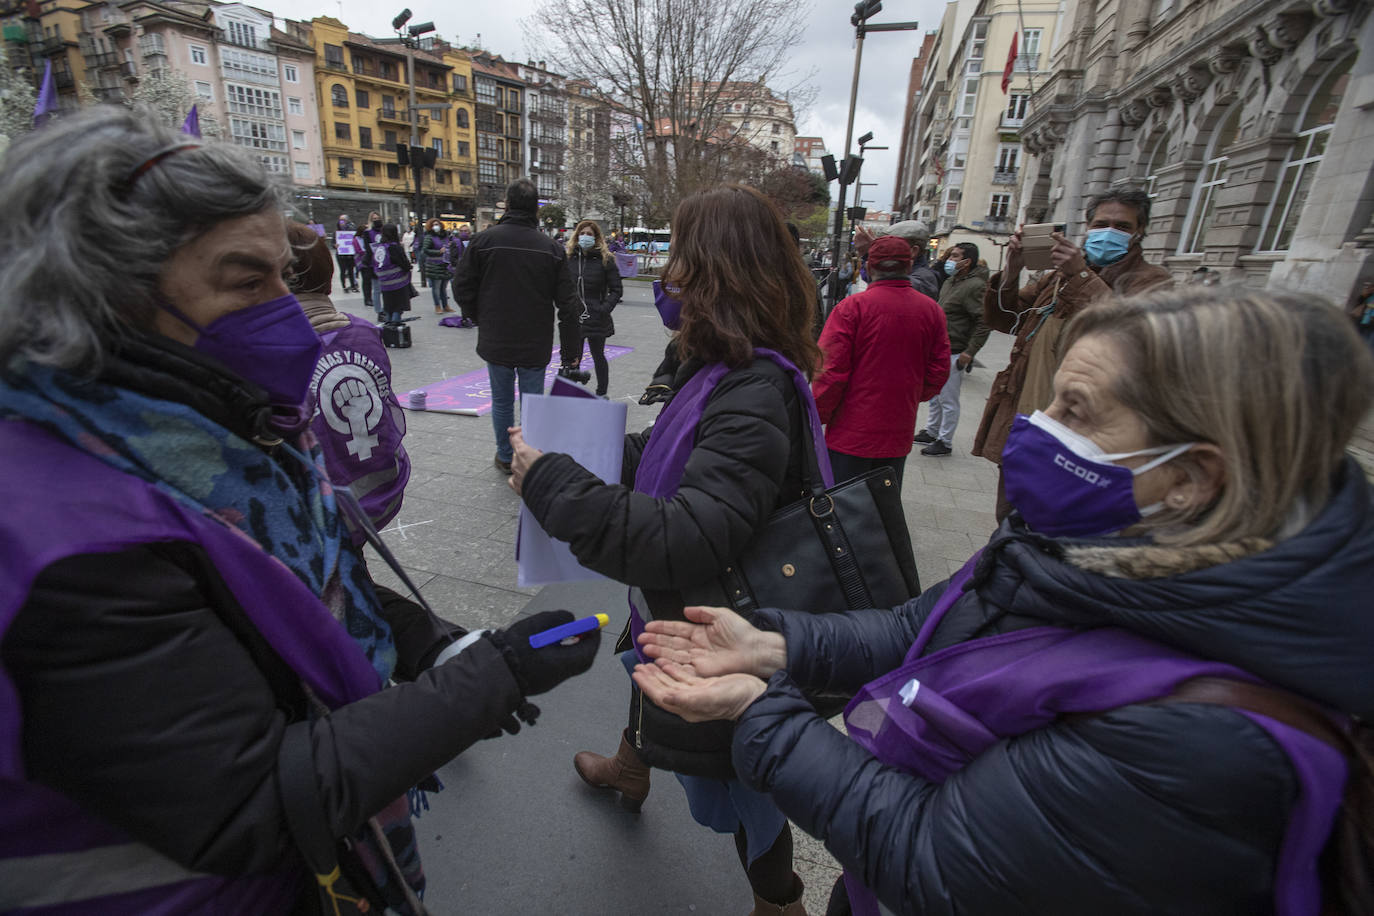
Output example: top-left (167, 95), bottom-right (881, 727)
top-left (334, 277), bottom-right (1011, 914)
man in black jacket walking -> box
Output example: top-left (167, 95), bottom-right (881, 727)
top-left (453, 178), bottom-right (580, 472)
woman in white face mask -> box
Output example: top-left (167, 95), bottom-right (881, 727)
top-left (632, 286), bottom-right (1374, 916)
top-left (564, 219), bottom-right (623, 396)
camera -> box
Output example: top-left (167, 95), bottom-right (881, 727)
top-left (1020, 223), bottom-right (1067, 271)
top-left (557, 364), bottom-right (591, 385)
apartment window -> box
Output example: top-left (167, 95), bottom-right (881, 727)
top-left (359, 126), bottom-right (372, 148)
top-left (226, 21), bottom-right (257, 48)
top-left (459, 170), bottom-right (472, 184)
top-left (226, 84), bottom-right (282, 118)
top-left (436, 169), bottom-right (449, 184)
top-left (230, 118), bottom-right (286, 151)
top-left (292, 129), bottom-right (306, 149)
top-left (362, 160), bottom-right (378, 177)
top-left (966, 59), bottom-right (981, 74)
top-left (960, 77), bottom-right (978, 117)
top-left (386, 163), bottom-right (400, 179)
top-left (456, 108), bottom-right (469, 128)
top-left (355, 88), bottom-right (369, 108)
top-left (288, 96), bottom-right (303, 116)
top-left (195, 80), bottom-right (213, 100)
top-left (383, 129), bottom-right (397, 150)
top-left (973, 21), bottom-right (987, 39)
top-left (1180, 106), bottom-right (1241, 253)
top-left (1006, 93), bottom-right (1030, 122)
top-left (324, 44), bottom-right (344, 68)
top-left (996, 145), bottom-right (1020, 171)
top-left (452, 73), bottom-right (467, 92)
top-left (457, 140), bottom-right (470, 157)
top-left (1259, 53), bottom-right (1351, 252)
top-left (1143, 131), bottom-right (1172, 200)
top-left (294, 161), bottom-right (310, 180)
top-left (337, 156), bottom-right (353, 176)
top-left (771, 123), bottom-right (780, 134)
top-left (507, 89), bottom-right (520, 111)
top-left (379, 61), bottom-right (397, 81)
top-left (951, 136), bottom-right (969, 168)
top-left (478, 160), bottom-right (500, 183)
top-left (258, 155), bottom-right (289, 174)
top-left (1021, 29), bottom-right (1042, 58)
top-left (331, 84), bottom-right (347, 107)
top-left (770, 140), bottom-right (779, 153)
top-left (475, 77), bottom-right (496, 105)
top-left (380, 94), bottom-right (397, 116)
top-left (990, 193), bottom-right (1012, 219)
top-left (334, 121), bottom-right (351, 142)
top-left (432, 138), bottom-right (444, 158)
top-left (189, 44), bottom-right (207, 65)
top-left (283, 64), bottom-right (298, 83)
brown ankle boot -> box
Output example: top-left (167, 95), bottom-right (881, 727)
top-left (573, 728), bottom-right (650, 812)
top-left (748, 874), bottom-right (806, 916)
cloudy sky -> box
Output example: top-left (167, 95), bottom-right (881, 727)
top-left (270, 0), bottom-right (948, 210)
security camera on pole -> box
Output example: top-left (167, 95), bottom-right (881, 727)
top-left (828, 1), bottom-right (919, 310)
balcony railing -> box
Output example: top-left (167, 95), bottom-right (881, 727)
top-left (992, 168), bottom-right (1019, 185)
top-left (323, 58), bottom-right (346, 72)
top-left (1012, 53), bottom-right (1039, 72)
top-left (121, 60), bottom-right (137, 78)
top-left (53, 69), bottom-right (75, 89)
top-left (84, 50), bottom-right (118, 68)
top-left (1000, 114), bottom-right (1025, 130)
top-left (376, 108), bottom-right (429, 129)
top-left (985, 214), bottom-right (1013, 231)
top-left (40, 35), bottom-right (66, 56)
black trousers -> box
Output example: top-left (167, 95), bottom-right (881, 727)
top-left (583, 334), bottom-right (609, 396)
top-left (827, 449), bottom-right (906, 491)
top-left (361, 273), bottom-right (377, 311)
top-left (335, 254), bottom-right (356, 290)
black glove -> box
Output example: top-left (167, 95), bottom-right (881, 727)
top-left (638, 384), bottom-right (673, 405)
top-left (485, 610), bottom-right (600, 697)
top-left (557, 364), bottom-right (591, 385)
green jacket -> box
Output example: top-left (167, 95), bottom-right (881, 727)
top-left (938, 264), bottom-right (991, 357)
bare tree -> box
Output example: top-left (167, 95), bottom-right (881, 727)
top-left (528, 0), bottom-right (813, 219)
top-left (127, 70), bottom-right (222, 139)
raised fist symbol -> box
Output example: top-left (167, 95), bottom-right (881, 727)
top-left (334, 377), bottom-right (372, 420)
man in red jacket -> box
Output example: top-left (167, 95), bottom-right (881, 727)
top-left (813, 235), bottom-right (950, 489)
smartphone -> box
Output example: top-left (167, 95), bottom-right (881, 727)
top-left (1021, 223), bottom-right (1065, 270)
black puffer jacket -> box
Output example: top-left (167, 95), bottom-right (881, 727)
top-left (733, 460), bottom-right (1374, 914)
top-left (1, 338), bottom-right (526, 879)
top-left (569, 246), bottom-right (623, 338)
top-left (451, 212), bottom-right (581, 367)
top-left (522, 356), bottom-right (809, 620)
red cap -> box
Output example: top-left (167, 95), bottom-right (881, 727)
top-left (868, 235), bottom-right (913, 270)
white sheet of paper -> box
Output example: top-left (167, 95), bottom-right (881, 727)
top-left (516, 393), bottom-right (627, 587)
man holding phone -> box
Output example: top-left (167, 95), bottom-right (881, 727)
top-left (971, 188), bottom-right (1173, 519)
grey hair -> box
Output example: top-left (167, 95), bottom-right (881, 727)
top-left (0, 105), bottom-right (289, 372)
top-left (1061, 287), bottom-right (1374, 545)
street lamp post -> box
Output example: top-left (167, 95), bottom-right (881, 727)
top-left (393, 9), bottom-right (437, 224)
top-left (827, 2), bottom-right (919, 309)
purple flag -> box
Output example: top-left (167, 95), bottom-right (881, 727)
top-left (181, 103), bottom-right (201, 138)
top-left (32, 60), bottom-right (56, 127)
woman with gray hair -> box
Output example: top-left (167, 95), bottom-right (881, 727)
top-left (635, 286), bottom-right (1374, 915)
top-left (0, 107), bottom-right (598, 914)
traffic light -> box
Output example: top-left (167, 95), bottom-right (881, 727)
top-left (396, 144), bottom-right (410, 167)
top-left (821, 154), bottom-right (838, 182)
top-left (852, 0), bottom-right (882, 26)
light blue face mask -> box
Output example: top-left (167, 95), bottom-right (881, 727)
top-left (1083, 228), bottom-right (1133, 267)
top-left (577, 235), bottom-right (595, 250)
top-left (944, 259), bottom-right (957, 276)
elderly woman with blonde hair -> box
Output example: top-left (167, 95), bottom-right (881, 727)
top-left (635, 287), bottom-right (1374, 915)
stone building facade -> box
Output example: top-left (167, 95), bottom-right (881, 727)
top-left (1019, 0), bottom-right (1371, 302)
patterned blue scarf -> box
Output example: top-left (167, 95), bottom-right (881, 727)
top-left (0, 362), bottom-right (397, 683)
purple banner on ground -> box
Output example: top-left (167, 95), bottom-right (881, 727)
top-left (613, 252), bottom-right (639, 278)
top-left (400, 344), bottom-right (634, 415)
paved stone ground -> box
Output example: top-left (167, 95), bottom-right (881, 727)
top-left (335, 276), bottom-right (1010, 914)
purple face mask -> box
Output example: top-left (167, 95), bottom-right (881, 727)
top-left (1001, 411), bottom-right (1194, 537)
top-left (164, 293), bottom-right (322, 408)
top-left (652, 280), bottom-right (683, 330)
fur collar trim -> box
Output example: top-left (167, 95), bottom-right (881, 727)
top-left (1062, 537), bottom-right (1274, 579)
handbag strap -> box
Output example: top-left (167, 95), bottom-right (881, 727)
top-left (1152, 676), bottom-right (1353, 757)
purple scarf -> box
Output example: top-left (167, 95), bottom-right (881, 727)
top-left (627, 350), bottom-right (833, 656)
top-left (840, 554), bottom-right (1348, 916)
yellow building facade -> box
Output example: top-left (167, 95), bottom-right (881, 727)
top-left (291, 16), bottom-right (475, 218)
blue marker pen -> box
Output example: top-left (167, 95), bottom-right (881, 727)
top-left (528, 613), bottom-right (610, 649)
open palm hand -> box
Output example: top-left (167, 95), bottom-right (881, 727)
top-left (631, 661), bottom-right (767, 723)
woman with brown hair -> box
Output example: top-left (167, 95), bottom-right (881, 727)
top-left (508, 184), bottom-right (823, 915)
top-left (565, 219), bottom-right (623, 396)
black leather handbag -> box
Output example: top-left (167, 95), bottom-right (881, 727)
top-left (632, 403), bottom-right (922, 778)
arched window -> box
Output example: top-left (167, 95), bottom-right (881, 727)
top-left (1143, 132), bottom-right (1171, 200)
top-left (1258, 54), bottom-right (1353, 251)
top-left (331, 84), bottom-right (348, 107)
top-left (1180, 105), bottom-right (1241, 253)
top-left (455, 107), bottom-right (469, 128)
